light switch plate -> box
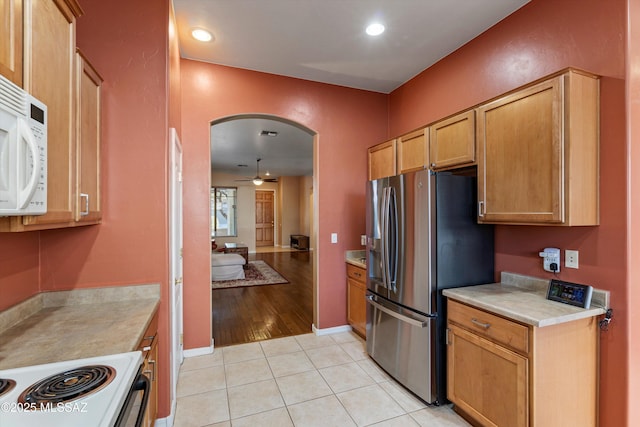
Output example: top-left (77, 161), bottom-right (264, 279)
top-left (331, 233), bottom-right (338, 243)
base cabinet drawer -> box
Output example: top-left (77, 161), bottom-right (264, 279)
top-left (448, 299), bottom-right (528, 354)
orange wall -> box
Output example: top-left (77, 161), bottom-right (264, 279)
top-left (389, 0), bottom-right (627, 425)
top-left (626, 0), bottom-right (640, 423)
top-left (55, 0), bottom-right (172, 418)
top-left (180, 60), bottom-right (388, 348)
top-left (0, 0), bottom-right (174, 418)
top-left (0, 234), bottom-right (40, 309)
top-left (0, 0), bottom-right (634, 424)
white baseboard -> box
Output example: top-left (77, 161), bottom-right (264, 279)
top-left (312, 324), bottom-right (352, 336)
top-left (183, 339), bottom-right (214, 358)
top-left (152, 398), bottom-right (176, 427)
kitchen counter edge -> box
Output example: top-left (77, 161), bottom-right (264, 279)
top-left (346, 250), bottom-right (366, 269)
top-left (442, 272), bottom-right (608, 327)
top-left (0, 284), bottom-right (160, 370)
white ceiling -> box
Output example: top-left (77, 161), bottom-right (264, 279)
top-left (210, 117), bottom-right (314, 178)
top-left (174, 0), bottom-right (530, 177)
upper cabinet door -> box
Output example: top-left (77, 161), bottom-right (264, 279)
top-left (476, 70), bottom-right (599, 225)
top-left (368, 139), bottom-right (396, 180)
top-left (429, 110), bottom-right (475, 171)
top-left (75, 50), bottom-right (102, 223)
top-left (0, 0), bottom-right (23, 86)
top-left (21, 0), bottom-right (81, 228)
top-left (397, 127), bottom-right (428, 174)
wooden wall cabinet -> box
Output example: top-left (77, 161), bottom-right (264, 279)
top-left (368, 139), bottom-right (396, 180)
top-left (346, 263), bottom-right (366, 338)
top-left (75, 50), bottom-right (102, 223)
top-left (397, 127), bottom-right (428, 174)
top-left (0, 0), bottom-right (23, 86)
top-left (429, 110), bottom-right (475, 171)
top-left (0, 0), bottom-right (104, 231)
top-left (20, 0), bottom-right (81, 229)
top-left (447, 299), bottom-right (598, 427)
top-left (476, 69), bottom-right (599, 225)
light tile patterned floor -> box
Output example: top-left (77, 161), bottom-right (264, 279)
top-left (174, 332), bottom-right (472, 427)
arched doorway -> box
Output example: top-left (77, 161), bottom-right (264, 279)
top-left (209, 114), bottom-right (317, 346)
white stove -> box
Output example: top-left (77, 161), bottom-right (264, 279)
top-left (0, 352), bottom-right (142, 427)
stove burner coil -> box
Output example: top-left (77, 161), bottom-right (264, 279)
top-left (0, 378), bottom-right (16, 397)
top-left (18, 365), bottom-right (115, 407)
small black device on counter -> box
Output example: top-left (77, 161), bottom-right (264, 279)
top-left (547, 279), bottom-right (593, 308)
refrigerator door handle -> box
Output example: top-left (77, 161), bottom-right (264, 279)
top-left (388, 186), bottom-right (398, 291)
top-left (381, 187), bottom-right (390, 288)
top-left (366, 295), bottom-right (432, 328)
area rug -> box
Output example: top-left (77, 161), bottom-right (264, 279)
top-left (212, 260), bottom-right (289, 289)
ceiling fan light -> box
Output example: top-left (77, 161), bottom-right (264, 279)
top-left (253, 177), bottom-right (264, 185)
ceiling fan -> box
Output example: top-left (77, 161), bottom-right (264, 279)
top-left (235, 158), bottom-right (278, 186)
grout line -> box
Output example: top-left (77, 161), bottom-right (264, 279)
top-left (177, 331), bottom-right (469, 426)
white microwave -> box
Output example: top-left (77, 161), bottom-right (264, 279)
top-left (0, 74), bottom-right (47, 216)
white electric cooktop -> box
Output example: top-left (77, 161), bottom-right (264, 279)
top-left (0, 351), bottom-right (142, 427)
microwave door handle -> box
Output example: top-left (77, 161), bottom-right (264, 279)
top-left (16, 120), bottom-right (40, 209)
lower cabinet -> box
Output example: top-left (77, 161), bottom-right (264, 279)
top-left (447, 323), bottom-right (528, 427)
top-left (346, 263), bottom-right (366, 338)
top-left (446, 299), bottom-right (598, 427)
top-left (142, 338), bottom-right (158, 427)
top-left (138, 312), bottom-right (159, 427)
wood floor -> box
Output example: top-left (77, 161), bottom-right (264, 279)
top-left (211, 250), bottom-right (313, 347)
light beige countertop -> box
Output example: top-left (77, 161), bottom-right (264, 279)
top-left (346, 250), bottom-right (366, 269)
top-left (0, 284), bottom-right (160, 370)
top-left (443, 272), bottom-right (609, 327)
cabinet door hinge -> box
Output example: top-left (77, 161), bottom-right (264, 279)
top-left (445, 328), bottom-right (451, 345)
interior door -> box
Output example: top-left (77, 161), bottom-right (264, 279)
top-left (169, 128), bottom-right (183, 406)
top-left (255, 190), bottom-right (274, 246)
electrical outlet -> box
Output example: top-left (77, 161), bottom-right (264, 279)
top-left (565, 250), bottom-right (579, 269)
top-left (331, 233), bottom-right (338, 243)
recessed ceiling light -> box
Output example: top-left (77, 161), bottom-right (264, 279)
top-left (192, 28), bottom-right (213, 42)
top-left (366, 23), bottom-right (385, 36)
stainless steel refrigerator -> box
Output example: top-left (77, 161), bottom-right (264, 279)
top-left (365, 167), bottom-right (494, 405)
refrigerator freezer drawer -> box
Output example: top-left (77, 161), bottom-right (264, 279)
top-left (366, 294), bottom-right (436, 404)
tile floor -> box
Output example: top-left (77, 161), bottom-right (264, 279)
top-left (174, 331), bottom-right (471, 427)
